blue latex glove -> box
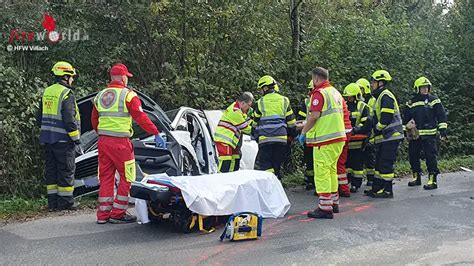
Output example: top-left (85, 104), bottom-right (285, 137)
top-left (155, 134), bottom-right (166, 148)
top-left (297, 134), bottom-right (306, 145)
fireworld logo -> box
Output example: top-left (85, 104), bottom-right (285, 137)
top-left (6, 13), bottom-right (89, 52)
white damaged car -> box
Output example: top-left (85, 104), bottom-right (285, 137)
top-left (74, 92), bottom-right (258, 197)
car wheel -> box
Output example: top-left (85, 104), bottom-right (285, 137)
top-left (181, 149), bottom-right (199, 176)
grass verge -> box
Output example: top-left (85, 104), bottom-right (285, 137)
top-left (282, 155), bottom-right (474, 187)
top-left (0, 196), bottom-right (97, 225)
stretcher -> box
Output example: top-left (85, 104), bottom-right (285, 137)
top-left (130, 170), bottom-right (290, 232)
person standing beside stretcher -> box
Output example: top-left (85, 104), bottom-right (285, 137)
top-left (92, 63), bottom-right (163, 224)
top-left (214, 92), bottom-right (254, 172)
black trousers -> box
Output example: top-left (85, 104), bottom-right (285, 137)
top-left (363, 142), bottom-right (375, 176)
top-left (303, 146), bottom-right (314, 185)
top-left (409, 137), bottom-right (439, 174)
top-left (346, 148), bottom-right (364, 188)
top-left (43, 142), bottom-right (76, 209)
top-left (375, 140), bottom-right (401, 191)
top-left (254, 143), bottom-right (287, 179)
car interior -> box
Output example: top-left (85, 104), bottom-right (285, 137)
top-left (176, 112), bottom-right (211, 173)
top-left (74, 98), bottom-right (183, 197)
top-left (130, 111), bottom-right (181, 176)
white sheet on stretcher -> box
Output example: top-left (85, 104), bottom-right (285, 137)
top-left (143, 170), bottom-right (291, 218)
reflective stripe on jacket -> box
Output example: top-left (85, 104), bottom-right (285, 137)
top-left (94, 87), bottom-right (134, 137)
top-left (348, 100), bottom-right (370, 149)
top-left (253, 92), bottom-right (296, 145)
top-left (402, 94), bottom-right (447, 137)
top-left (297, 97), bottom-right (311, 119)
top-left (214, 102), bottom-right (252, 149)
top-left (306, 86), bottom-right (346, 146)
top-left (374, 89), bottom-right (403, 144)
top-left (40, 83), bottom-right (80, 144)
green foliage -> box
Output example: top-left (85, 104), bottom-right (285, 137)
top-left (0, 196), bottom-right (97, 222)
top-left (0, 1), bottom-right (472, 198)
top-left (0, 197), bottom-right (47, 221)
top-left (0, 64), bottom-right (47, 198)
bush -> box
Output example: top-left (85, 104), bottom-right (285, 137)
top-left (0, 1), bottom-right (472, 198)
top-left (0, 65), bottom-right (46, 197)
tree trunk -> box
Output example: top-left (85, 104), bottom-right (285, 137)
top-left (180, 0), bottom-right (187, 75)
top-left (290, 0), bottom-right (302, 90)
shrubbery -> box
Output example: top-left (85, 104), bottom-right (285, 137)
top-left (1, 1), bottom-right (472, 197)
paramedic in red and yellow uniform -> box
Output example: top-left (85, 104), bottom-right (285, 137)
top-left (91, 63), bottom-right (162, 224)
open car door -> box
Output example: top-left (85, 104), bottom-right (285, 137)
top-left (74, 90), bottom-right (182, 197)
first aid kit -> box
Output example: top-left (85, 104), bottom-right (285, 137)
top-left (220, 212), bottom-right (263, 241)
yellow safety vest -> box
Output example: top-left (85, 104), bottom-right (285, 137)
top-left (348, 101), bottom-right (369, 150)
top-left (214, 102), bottom-right (252, 149)
top-left (353, 101), bottom-right (369, 127)
top-left (306, 87), bottom-right (346, 145)
top-left (374, 89), bottom-right (403, 144)
top-left (40, 83), bottom-right (80, 144)
top-left (254, 92), bottom-right (295, 145)
top-left (94, 87), bottom-right (135, 137)
top-left (367, 97), bottom-right (376, 115)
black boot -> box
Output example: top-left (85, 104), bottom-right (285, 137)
top-left (332, 204), bottom-right (339, 214)
top-left (47, 194), bottom-right (58, 212)
top-left (423, 173), bottom-right (438, 190)
top-left (371, 180), bottom-right (393, 198)
top-left (350, 185), bottom-right (358, 193)
top-left (366, 174), bottom-right (374, 187)
top-left (351, 177), bottom-right (362, 193)
top-left (408, 172), bottom-right (421, 186)
top-left (109, 213), bottom-right (137, 224)
top-left (307, 208), bottom-right (334, 219)
top-left (364, 177), bottom-right (382, 196)
top-left (304, 174), bottom-right (315, 190)
top-left (57, 202), bottom-right (79, 211)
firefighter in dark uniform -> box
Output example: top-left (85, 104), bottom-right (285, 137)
top-left (253, 75), bottom-right (297, 179)
top-left (343, 83), bottom-right (372, 193)
top-left (357, 78), bottom-right (376, 187)
top-left (403, 77), bottom-right (447, 190)
top-left (365, 70), bottom-right (403, 198)
top-left (297, 80), bottom-right (315, 190)
top-left (38, 61), bottom-right (81, 211)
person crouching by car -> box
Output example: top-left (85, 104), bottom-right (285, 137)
top-left (214, 92), bottom-right (254, 173)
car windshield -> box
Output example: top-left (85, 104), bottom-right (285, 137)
top-left (165, 109), bottom-right (180, 121)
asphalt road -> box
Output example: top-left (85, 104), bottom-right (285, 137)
top-left (2, 171), bottom-right (474, 265)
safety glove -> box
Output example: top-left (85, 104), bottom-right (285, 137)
top-left (155, 134), bottom-right (167, 148)
top-left (297, 134), bottom-right (306, 146)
